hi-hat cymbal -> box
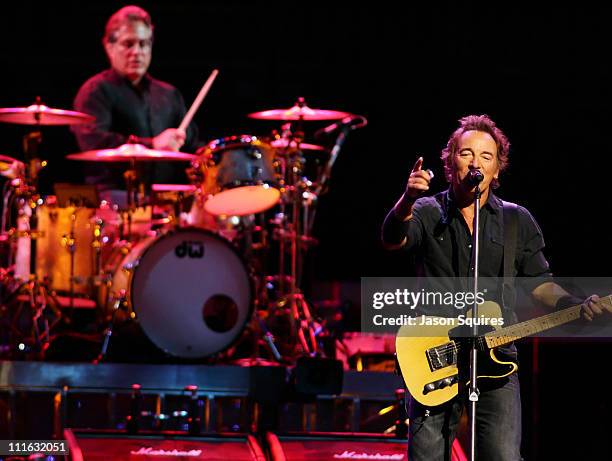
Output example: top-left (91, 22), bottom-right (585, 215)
top-left (270, 139), bottom-right (325, 151)
top-left (0, 154), bottom-right (24, 179)
top-left (151, 184), bottom-right (197, 193)
top-left (0, 104), bottom-right (95, 126)
top-left (248, 101), bottom-right (351, 121)
top-left (66, 144), bottom-right (197, 162)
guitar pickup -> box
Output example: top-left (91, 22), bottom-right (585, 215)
top-left (426, 342), bottom-right (458, 371)
top-left (423, 375), bottom-right (459, 394)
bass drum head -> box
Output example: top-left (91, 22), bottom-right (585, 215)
top-left (130, 228), bottom-right (252, 358)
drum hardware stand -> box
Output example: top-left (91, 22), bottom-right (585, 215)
top-left (60, 196), bottom-right (104, 309)
top-left (263, 108), bottom-right (367, 360)
top-left (123, 161), bottom-right (138, 239)
top-left (94, 288), bottom-right (129, 364)
top-left (0, 107), bottom-right (65, 358)
top-left (312, 114), bottom-right (367, 199)
top-left (93, 239), bottom-right (140, 364)
top-left (171, 189), bottom-right (189, 229)
top-left (61, 210), bottom-right (79, 311)
top-left (0, 274), bottom-right (63, 358)
top-left (91, 215), bottom-right (105, 291)
top-left (268, 114), bottom-right (323, 358)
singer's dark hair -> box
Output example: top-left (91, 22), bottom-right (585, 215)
top-left (440, 114), bottom-right (510, 189)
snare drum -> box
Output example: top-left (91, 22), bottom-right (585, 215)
top-left (107, 228), bottom-right (253, 358)
top-left (194, 135), bottom-right (280, 216)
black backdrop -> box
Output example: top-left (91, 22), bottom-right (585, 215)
top-left (1, 2), bottom-right (612, 458)
top-left (1, 2), bottom-right (612, 280)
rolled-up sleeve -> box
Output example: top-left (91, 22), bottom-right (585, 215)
top-left (516, 205), bottom-right (554, 293)
top-left (381, 201), bottom-right (425, 250)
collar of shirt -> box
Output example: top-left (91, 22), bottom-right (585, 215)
top-left (441, 187), bottom-right (503, 224)
top-left (107, 68), bottom-right (152, 92)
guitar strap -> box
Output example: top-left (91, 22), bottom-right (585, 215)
top-left (502, 201), bottom-right (518, 312)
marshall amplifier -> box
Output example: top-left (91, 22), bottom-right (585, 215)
top-left (266, 432), bottom-right (467, 461)
top-left (64, 429), bottom-right (265, 461)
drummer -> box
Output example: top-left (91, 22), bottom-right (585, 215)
top-left (71, 5), bottom-right (199, 204)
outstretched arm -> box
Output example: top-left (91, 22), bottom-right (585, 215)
top-left (531, 282), bottom-right (611, 321)
top-left (381, 156), bottom-right (432, 249)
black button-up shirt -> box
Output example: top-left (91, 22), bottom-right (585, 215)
top-left (382, 189), bottom-right (553, 318)
top-left (71, 69), bottom-right (199, 187)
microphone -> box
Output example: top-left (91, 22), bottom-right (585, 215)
top-left (467, 169), bottom-right (484, 186)
top-left (315, 115), bottom-right (367, 137)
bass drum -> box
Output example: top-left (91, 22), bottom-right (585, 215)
top-left (110, 228), bottom-right (253, 358)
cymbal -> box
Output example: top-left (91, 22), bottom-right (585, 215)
top-left (270, 139), bottom-right (325, 151)
top-left (151, 184), bottom-right (197, 193)
top-left (66, 144), bottom-right (197, 162)
top-left (248, 103), bottom-right (351, 121)
top-left (0, 154), bottom-right (19, 163)
top-left (0, 104), bottom-right (95, 126)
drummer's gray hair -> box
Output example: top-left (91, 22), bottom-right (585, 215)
top-left (103, 5), bottom-right (154, 45)
top-left (440, 114), bottom-right (510, 189)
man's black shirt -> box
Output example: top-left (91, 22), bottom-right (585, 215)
top-left (382, 189), bottom-right (553, 317)
top-left (71, 69), bottom-right (199, 187)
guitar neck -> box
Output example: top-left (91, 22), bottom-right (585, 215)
top-left (483, 295), bottom-right (611, 349)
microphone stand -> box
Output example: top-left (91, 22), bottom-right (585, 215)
top-left (313, 127), bottom-right (349, 197)
top-left (309, 123), bottom-right (357, 235)
top-left (313, 114), bottom-right (367, 199)
top-left (468, 182), bottom-right (481, 461)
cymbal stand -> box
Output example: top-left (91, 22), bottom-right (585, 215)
top-left (1, 179), bottom-right (14, 239)
top-left (122, 159), bottom-right (138, 239)
top-left (0, 112), bottom-right (62, 358)
top-left (272, 116), bottom-right (320, 357)
top-left (267, 109), bottom-right (366, 360)
top-left (93, 159), bottom-right (141, 363)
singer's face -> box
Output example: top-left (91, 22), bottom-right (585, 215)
top-left (451, 130), bottom-right (500, 194)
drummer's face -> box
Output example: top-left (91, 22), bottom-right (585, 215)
top-left (105, 21), bottom-right (152, 85)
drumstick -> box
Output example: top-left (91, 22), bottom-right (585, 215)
top-left (178, 69), bottom-right (219, 132)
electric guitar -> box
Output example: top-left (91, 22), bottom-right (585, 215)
top-left (395, 297), bottom-right (611, 407)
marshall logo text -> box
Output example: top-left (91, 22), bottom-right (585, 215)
top-left (130, 446), bottom-right (203, 457)
top-left (333, 451), bottom-right (404, 460)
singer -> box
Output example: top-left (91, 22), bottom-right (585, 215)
top-left (381, 114), bottom-right (608, 461)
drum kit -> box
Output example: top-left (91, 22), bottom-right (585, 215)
top-left (0, 97), bottom-right (366, 363)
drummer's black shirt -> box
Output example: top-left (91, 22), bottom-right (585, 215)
top-left (71, 69), bottom-right (199, 187)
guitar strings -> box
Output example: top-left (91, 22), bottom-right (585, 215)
top-left (429, 294), bottom-right (612, 362)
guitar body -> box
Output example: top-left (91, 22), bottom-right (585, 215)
top-left (396, 301), bottom-right (518, 407)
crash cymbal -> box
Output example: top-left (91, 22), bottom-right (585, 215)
top-left (0, 154), bottom-right (19, 163)
top-left (270, 139), bottom-right (326, 151)
top-left (0, 104), bottom-right (95, 126)
top-left (248, 99), bottom-right (351, 121)
top-left (66, 143), bottom-right (197, 162)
